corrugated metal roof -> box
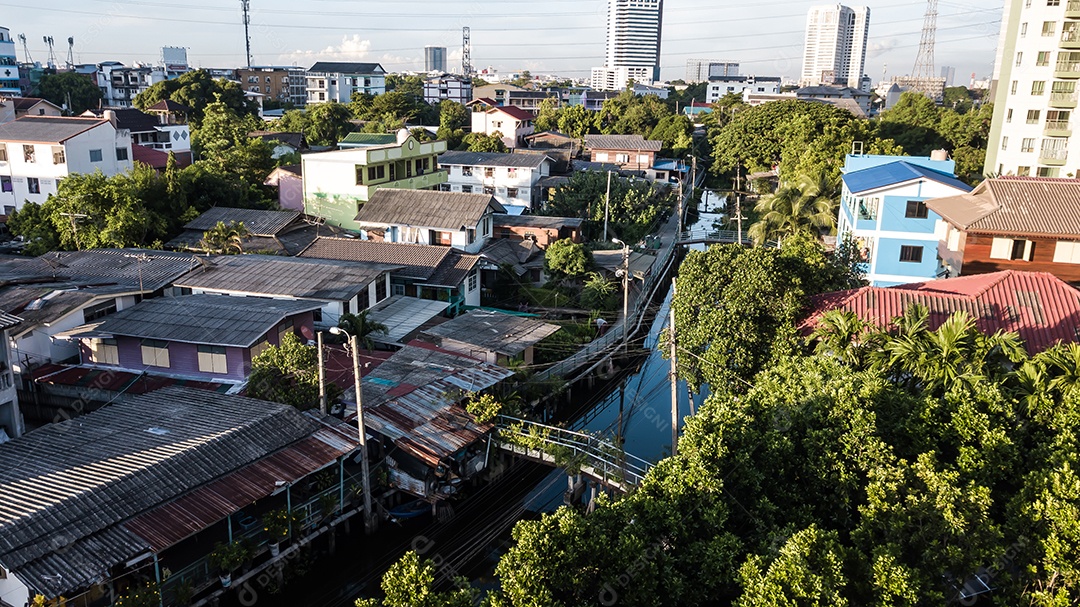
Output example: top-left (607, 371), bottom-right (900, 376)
top-left (339, 133), bottom-right (398, 146)
top-left (308, 61), bottom-right (384, 74)
top-left (800, 270), bottom-right (1080, 354)
top-left (438, 151), bottom-right (550, 169)
top-left (423, 310), bottom-right (560, 356)
top-left (842, 161), bottom-right (971, 195)
top-left (366, 295), bottom-right (450, 344)
top-left (298, 237), bottom-right (451, 280)
top-left (584, 134), bottom-right (663, 152)
top-left (175, 255), bottom-right (396, 301)
top-left (0, 116), bottom-right (108, 143)
top-left (355, 190), bottom-right (507, 231)
top-left (27, 249), bottom-right (201, 292)
top-left (79, 294), bottom-right (323, 347)
top-left (0, 387), bottom-right (356, 597)
top-left (0, 310), bottom-right (22, 330)
top-left (926, 176), bottom-right (1080, 236)
top-left (183, 206), bottom-right (301, 236)
top-left (493, 214), bottom-right (583, 229)
top-left (423, 250), bottom-right (479, 288)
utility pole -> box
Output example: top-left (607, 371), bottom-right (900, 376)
top-left (613, 238), bottom-right (630, 353)
top-left (669, 278), bottom-right (678, 457)
top-left (317, 331), bottom-right (327, 415)
top-left (603, 170), bottom-right (611, 242)
top-left (350, 334), bottom-right (375, 534)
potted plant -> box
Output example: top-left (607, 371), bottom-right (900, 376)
top-left (263, 509), bottom-right (296, 557)
top-left (209, 541), bottom-right (247, 588)
top-left (170, 579), bottom-right (195, 606)
top-left (318, 493), bottom-right (339, 521)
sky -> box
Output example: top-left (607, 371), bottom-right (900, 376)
top-left (4, 0), bottom-right (1004, 84)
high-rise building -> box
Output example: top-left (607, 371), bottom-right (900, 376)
top-left (984, 0), bottom-right (1080, 178)
top-left (604, 0), bottom-right (664, 83)
top-left (424, 46), bottom-right (447, 73)
top-left (940, 65), bottom-right (956, 88)
top-left (800, 4), bottom-right (870, 89)
top-left (0, 27), bottom-right (19, 96)
top-left (685, 59), bottom-right (739, 83)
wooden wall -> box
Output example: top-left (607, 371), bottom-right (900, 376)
top-left (960, 232), bottom-right (1080, 284)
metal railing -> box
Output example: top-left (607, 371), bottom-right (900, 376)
top-left (494, 415), bottom-right (653, 488)
top-left (1069, 0), bottom-right (1080, 9)
top-left (1056, 60), bottom-right (1080, 73)
top-left (1050, 91), bottom-right (1078, 104)
top-left (1045, 119), bottom-right (1072, 131)
top-left (1039, 147), bottom-right (1070, 161)
top-left (676, 229), bottom-right (752, 245)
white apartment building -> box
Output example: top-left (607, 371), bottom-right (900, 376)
top-left (605, 0), bottom-right (664, 82)
top-left (306, 62), bottom-right (386, 104)
top-left (590, 66), bottom-right (654, 91)
top-left (437, 150), bottom-right (553, 214)
top-left (0, 115), bottom-right (133, 213)
top-left (706, 75), bottom-right (782, 103)
top-left (95, 62), bottom-right (167, 108)
top-left (0, 27), bottom-right (18, 96)
top-left (800, 4), bottom-right (870, 89)
top-left (423, 74), bottom-right (473, 105)
top-left (984, 0), bottom-right (1080, 178)
top-left (685, 59), bottom-right (739, 83)
top-left (471, 106), bottom-right (535, 149)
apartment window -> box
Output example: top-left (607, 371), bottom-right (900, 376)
top-left (405, 161), bottom-right (412, 178)
top-left (461, 185), bottom-right (472, 193)
top-left (431, 230), bottom-right (453, 246)
top-left (507, 167), bottom-right (517, 178)
top-left (905, 200), bottom-right (929, 219)
top-left (141, 339), bottom-right (170, 367)
top-left (484, 167), bottom-right (495, 178)
top-left (23, 145), bottom-right (34, 163)
top-left (0, 145), bottom-right (6, 162)
top-left (1022, 137), bottom-right (1036, 152)
top-left (1018, 165), bottom-right (1031, 176)
top-left (1002, 136), bottom-right (1009, 151)
top-left (1038, 51), bottom-right (1051, 66)
top-left (1016, 52), bottom-right (1024, 67)
top-left (27, 177), bottom-right (40, 194)
top-left (439, 183), bottom-right (451, 191)
top-left (414, 158), bottom-right (423, 174)
top-left (0, 177), bottom-right (10, 192)
top-left (116, 147), bottom-right (128, 161)
top-left (89, 338), bottom-right (119, 365)
top-left (330, 79), bottom-right (337, 86)
top-left (1038, 166), bottom-right (1061, 177)
top-left (389, 163), bottom-right (397, 181)
top-left (1049, 0), bottom-right (1061, 5)
top-left (367, 165), bottom-right (385, 181)
top-left (318, 92), bottom-right (325, 101)
top-left (462, 166), bottom-right (473, 176)
top-left (1007, 108), bottom-right (1014, 123)
top-left (1011, 80), bottom-right (1019, 94)
top-left (250, 340), bottom-right (271, 360)
top-left (1021, 22), bottom-right (1028, 37)
top-left (89, 149), bottom-right (103, 162)
top-left (468, 272), bottom-right (478, 291)
top-left (899, 245), bottom-right (923, 263)
top-left (467, 227), bottom-right (476, 244)
top-left (483, 186), bottom-right (495, 195)
top-left (197, 345), bottom-right (228, 374)
top-left (49, 145), bottom-right (65, 165)
top-left (507, 187), bottom-right (519, 199)
top-left (355, 165), bottom-right (365, 185)
top-left (616, 153), bottom-right (630, 163)
top-left (1032, 81), bottom-right (1047, 95)
top-left (1027, 109), bottom-right (1042, 123)
top-left (1043, 21), bottom-right (1056, 36)
top-left (990, 237), bottom-right (1034, 261)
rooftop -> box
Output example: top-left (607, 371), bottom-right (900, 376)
top-left (0, 386), bottom-right (358, 597)
top-left (82, 107), bottom-right (159, 132)
top-left (182, 206), bottom-right (302, 236)
top-left (298, 237), bottom-right (451, 280)
top-left (484, 105), bottom-right (535, 121)
top-left (493, 214), bottom-right (583, 229)
top-left (0, 116), bottom-right (109, 143)
top-left (438, 150), bottom-right (551, 169)
top-left (366, 295), bottom-right (450, 344)
top-left (423, 310), bottom-right (560, 356)
top-left (842, 161), bottom-right (971, 195)
top-left (800, 270), bottom-right (1080, 354)
top-left (174, 255), bottom-right (396, 301)
top-left (146, 99), bottom-right (192, 113)
top-left (355, 189), bottom-right (506, 231)
top-left (0, 248), bottom-right (199, 292)
top-left (338, 132), bottom-right (399, 146)
top-left (308, 61), bottom-right (384, 74)
top-left (925, 176), bottom-right (1080, 237)
top-left (584, 134), bottom-right (663, 152)
top-left (66, 294), bottom-right (323, 347)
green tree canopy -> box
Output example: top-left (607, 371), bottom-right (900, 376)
top-left (247, 332), bottom-right (338, 410)
top-left (544, 238), bottom-right (590, 279)
top-left (459, 132), bottom-right (508, 153)
top-left (38, 72), bottom-right (102, 115)
top-left (134, 69), bottom-right (258, 127)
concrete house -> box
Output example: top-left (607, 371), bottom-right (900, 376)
top-left (353, 189), bottom-right (506, 254)
top-left (9, 97), bottom-right (62, 119)
top-left (437, 150), bottom-right (553, 214)
top-left (471, 106), bottom-right (535, 149)
top-left (0, 115), bottom-right (134, 212)
top-left (306, 62), bottom-right (386, 104)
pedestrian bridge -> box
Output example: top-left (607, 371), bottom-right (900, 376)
top-left (493, 415), bottom-right (653, 493)
top-left (677, 229), bottom-right (752, 246)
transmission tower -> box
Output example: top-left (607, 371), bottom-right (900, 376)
top-left (462, 27), bottom-right (472, 78)
top-left (240, 0), bottom-right (252, 68)
top-left (43, 36), bottom-right (58, 67)
top-left (18, 34), bottom-right (32, 64)
top-left (911, 0), bottom-right (937, 80)
top-left (66, 37), bottom-right (75, 69)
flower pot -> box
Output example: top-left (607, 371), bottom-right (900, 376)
top-left (219, 573), bottom-right (232, 588)
top-left (269, 542), bottom-right (281, 557)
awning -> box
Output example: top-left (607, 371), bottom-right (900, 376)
top-left (367, 295), bottom-right (450, 345)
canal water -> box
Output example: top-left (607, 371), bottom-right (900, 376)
top-left (256, 196), bottom-right (726, 607)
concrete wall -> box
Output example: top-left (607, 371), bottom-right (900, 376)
top-left (440, 161), bottom-right (549, 211)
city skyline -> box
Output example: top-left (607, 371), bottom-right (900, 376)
top-left (6, 0), bottom-right (1002, 82)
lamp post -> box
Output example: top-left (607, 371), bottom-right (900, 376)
top-left (612, 238), bottom-right (629, 352)
top-left (328, 326), bottom-right (375, 534)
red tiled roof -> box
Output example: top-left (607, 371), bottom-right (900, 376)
top-left (489, 105), bottom-right (534, 121)
top-left (131, 144), bottom-right (192, 170)
top-left (799, 270), bottom-right (1080, 354)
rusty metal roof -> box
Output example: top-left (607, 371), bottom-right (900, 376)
top-left (926, 176), bottom-right (1080, 237)
top-left (422, 309), bottom-right (560, 356)
top-left (800, 270), bottom-right (1080, 354)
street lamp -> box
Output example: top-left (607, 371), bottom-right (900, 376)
top-left (612, 238), bottom-right (630, 352)
top-left (329, 326), bottom-right (375, 534)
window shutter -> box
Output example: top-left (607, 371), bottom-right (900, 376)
top-left (989, 238), bottom-right (1013, 260)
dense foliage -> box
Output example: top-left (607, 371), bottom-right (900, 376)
top-left (247, 333), bottom-right (340, 410)
top-left (38, 72), bottom-right (103, 115)
top-left (134, 69), bottom-right (259, 127)
top-left (542, 171), bottom-right (674, 244)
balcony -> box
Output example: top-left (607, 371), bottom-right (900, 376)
top-left (1056, 60), bottom-right (1080, 78)
top-left (1062, 29), bottom-right (1080, 49)
top-left (1068, 0), bottom-right (1080, 18)
top-left (1039, 147), bottom-right (1069, 165)
top-left (1045, 120), bottom-right (1073, 137)
top-left (1050, 91), bottom-right (1079, 107)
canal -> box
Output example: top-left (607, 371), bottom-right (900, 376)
top-left (252, 198), bottom-right (725, 607)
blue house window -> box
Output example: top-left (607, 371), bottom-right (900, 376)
top-left (905, 200), bottom-right (929, 219)
top-left (899, 245), bottom-right (924, 263)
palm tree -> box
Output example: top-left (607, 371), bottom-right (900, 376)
top-left (748, 169), bottom-right (837, 247)
top-left (808, 309), bottom-right (877, 367)
top-left (199, 221), bottom-right (249, 255)
top-left (338, 310), bottom-right (389, 351)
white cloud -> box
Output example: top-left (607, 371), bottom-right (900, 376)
top-left (281, 35), bottom-right (373, 63)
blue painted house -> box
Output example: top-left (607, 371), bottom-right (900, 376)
top-left (838, 153), bottom-right (973, 286)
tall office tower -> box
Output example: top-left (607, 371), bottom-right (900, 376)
top-left (800, 4), bottom-right (870, 88)
top-left (940, 65), bottom-right (956, 87)
top-left (685, 59), bottom-right (739, 83)
top-left (605, 0), bottom-right (664, 82)
top-left (424, 46), bottom-right (447, 73)
top-left (984, 0), bottom-right (1080, 178)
